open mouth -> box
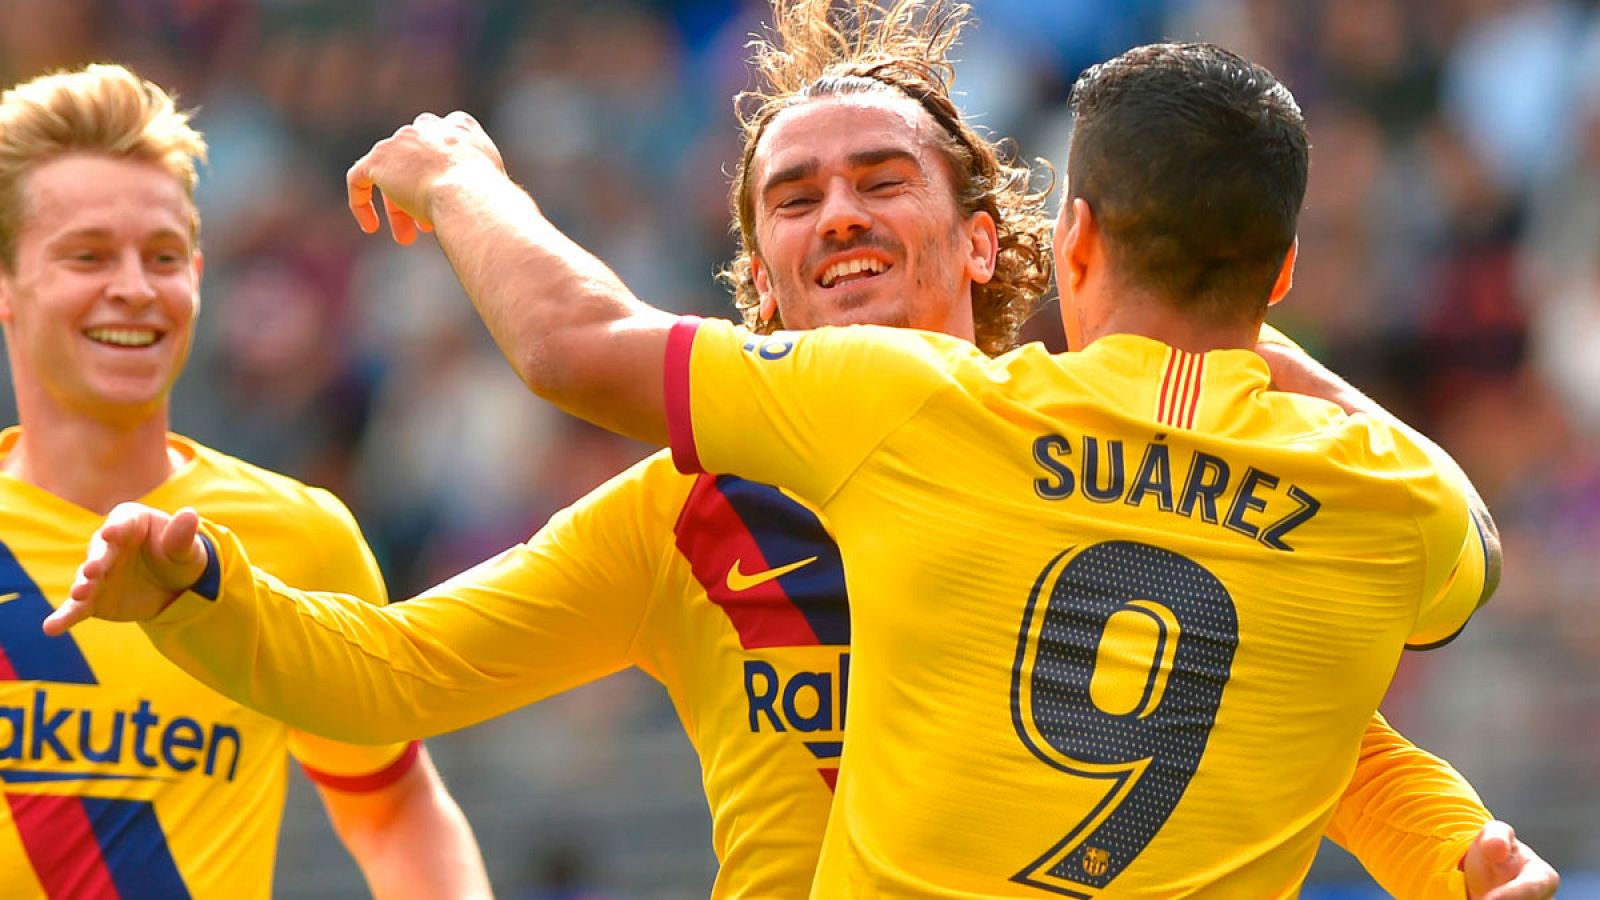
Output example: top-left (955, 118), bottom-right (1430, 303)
top-left (817, 257), bottom-right (892, 289)
top-left (84, 327), bottom-right (162, 349)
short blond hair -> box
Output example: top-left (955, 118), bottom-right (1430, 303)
top-left (0, 63), bottom-right (207, 268)
top-left (720, 0), bottom-right (1053, 356)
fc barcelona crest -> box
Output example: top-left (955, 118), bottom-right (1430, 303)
top-left (1081, 847), bottom-right (1110, 878)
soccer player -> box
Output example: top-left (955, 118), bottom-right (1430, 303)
top-left (47, 5), bottom-right (1556, 898)
top-left (0, 64), bottom-right (491, 898)
top-left (342, 40), bottom-right (1542, 897)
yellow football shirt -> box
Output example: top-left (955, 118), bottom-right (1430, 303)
top-left (142, 454), bottom-right (1485, 896)
top-left (151, 451), bottom-right (848, 897)
top-left (666, 319), bottom-right (1487, 898)
top-left (0, 429), bottom-right (414, 900)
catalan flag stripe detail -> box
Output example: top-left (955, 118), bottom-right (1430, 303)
top-left (1156, 349), bottom-right (1205, 429)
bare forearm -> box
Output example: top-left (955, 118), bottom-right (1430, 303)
top-left (321, 751), bottom-right (493, 900)
top-left (426, 168), bottom-right (674, 443)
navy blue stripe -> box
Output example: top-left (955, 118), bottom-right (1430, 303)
top-left (0, 771), bottom-right (168, 784)
top-left (714, 477), bottom-right (851, 645)
top-left (82, 797), bottom-right (191, 900)
top-left (0, 540), bottom-right (97, 684)
top-left (802, 741), bottom-right (843, 759)
top-left (190, 533), bottom-right (221, 601)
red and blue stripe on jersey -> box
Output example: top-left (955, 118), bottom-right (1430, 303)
top-left (674, 475), bottom-right (850, 787)
top-left (1, 540), bottom-right (191, 899)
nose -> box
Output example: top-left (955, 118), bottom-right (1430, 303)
top-left (815, 178), bottom-right (871, 241)
top-left (107, 250), bottom-right (157, 308)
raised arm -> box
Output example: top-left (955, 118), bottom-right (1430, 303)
top-left (347, 112), bottom-right (675, 444)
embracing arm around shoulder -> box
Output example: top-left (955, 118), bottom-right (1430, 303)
top-left (1253, 333), bottom-right (1502, 611)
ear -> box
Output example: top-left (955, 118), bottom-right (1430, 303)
top-left (751, 255), bottom-right (777, 324)
top-left (0, 270), bottom-right (13, 324)
top-left (190, 250), bottom-right (205, 316)
top-left (1060, 197), bottom-right (1097, 296)
top-left (1266, 238), bottom-right (1296, 307)
top-left (963, 209), bottom-right (998, 285)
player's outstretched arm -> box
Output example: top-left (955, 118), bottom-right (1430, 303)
top-left (1464, 821), bottom-right (1560, 900)
top-left (315, 745), bottom-right (494, 900)
top-left (43, 502), bottom-right (208, 635)
top-left (47, 462), bottom-right (668, 744)
top-left (1253, 331), bottom-right (1502, 609)
top-left (348, 112), bottom-right (676, 445)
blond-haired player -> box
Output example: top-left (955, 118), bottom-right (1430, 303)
top-left (0, 64), bottom-right (490, 899)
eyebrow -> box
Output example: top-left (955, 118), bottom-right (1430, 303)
top-left (760, 147), bottom-right (922, 200)
top-left (50, 226), bottom-right (189, 244)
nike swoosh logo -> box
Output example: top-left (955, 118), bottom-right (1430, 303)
top-left (725, 556), bottom-right (819, 592)
top-left (0, 592), bottom-right (19, 605)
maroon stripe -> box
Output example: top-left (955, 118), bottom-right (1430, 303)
top-left (673, 476), bottom-right (821, 649)
top-left (1156, 350), bottom-right (1179, 425)
top-left (6, 793), bottom-right (120, 899)
top-left (664, 317), bottom-right (704, 474)
top-left (300, 741), bottom-right (421, 794)
top-left (1184, 356), bottom-right (1205, 429)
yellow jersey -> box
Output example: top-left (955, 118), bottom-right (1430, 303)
top-left (0, 429), bottom-right (416, 900)
top-left (665, 319), bottom-right (1488, 898)
top-left (144, 449), bottom-right (1482, 897)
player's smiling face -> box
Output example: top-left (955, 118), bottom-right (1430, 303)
top-left (747, 92), bottom-right (994, 338)
top-left (0, 153), bottom-right (202, 423)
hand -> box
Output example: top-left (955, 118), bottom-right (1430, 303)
top-left (1465, 820), bottom-right (1560, 900)
top-left (347, 110), bottom-right (507, 245)
top-left (42, 503), bottom-right (208, 636)
top-left (1252, 338), bottom-right (1364, 415)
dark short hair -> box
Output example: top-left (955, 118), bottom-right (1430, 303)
top-left (1068, 42), bottom-right (1308, 323)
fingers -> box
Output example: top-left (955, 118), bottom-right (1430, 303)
top-left (1478, 820), bottom-right (1516, 866)
top-left (42, 596), bottom-right (92, 637)
top-left (347, 158), bottom-right (382, 234)
top-left (160, 507), bottom-right (204, 565)
top-left (384, 193), bottom-right (420, 246)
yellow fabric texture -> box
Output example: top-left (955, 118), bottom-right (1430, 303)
top-left (147, 451), bottom-right (845, 898)
top-left (678, 321), bottom-right (1487, 898)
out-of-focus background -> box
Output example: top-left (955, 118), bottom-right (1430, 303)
top-left (0, 0), bottom-right (1595, 896)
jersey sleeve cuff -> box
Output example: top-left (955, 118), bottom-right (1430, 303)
top-left (188, 532), bottom-right (222, 601)
top-left (149, 524), bottom-right (233, 626)
top-left (300, 740), bottom-right (422, 793)
top-left (664, 315), bottom-right (704, 474)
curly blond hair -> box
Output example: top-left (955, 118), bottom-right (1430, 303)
top-left (718, 0), bottom-right (1053, 356)
top-left (0, 64), bottom-right (207, 269)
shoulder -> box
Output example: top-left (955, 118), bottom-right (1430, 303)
top-left (549, 449), bottom-right (697, 535)
top-left (179, 439), bottom-right (365, 542)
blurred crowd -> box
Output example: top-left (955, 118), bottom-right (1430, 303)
top-left (1, 0), bottom-right (1595, 895)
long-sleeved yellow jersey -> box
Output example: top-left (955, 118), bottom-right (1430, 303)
top-left (145, 443), bottom-right (1482, 895)
top-left (0, 430), bottom-right (415, 899)
top-left (665, 320), bottom-right (1488, 897)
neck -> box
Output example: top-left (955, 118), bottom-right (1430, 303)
top-left (1086, 292), bottom-right (1259, 354)
top-left (3, 396), bottom-right (177, 515)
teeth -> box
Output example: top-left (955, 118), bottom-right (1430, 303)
top-left (86, 328), bottom-right (158, 347)
top-left (820, 258), bottom-right (887, 288)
